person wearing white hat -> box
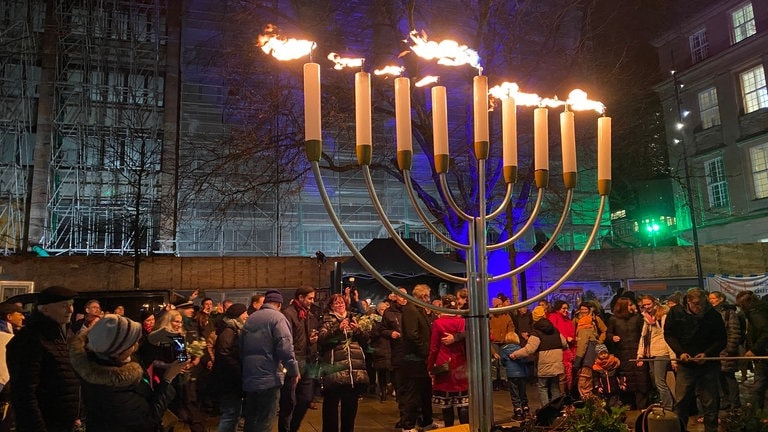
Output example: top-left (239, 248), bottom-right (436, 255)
top-left (70, 314), bottom-right (186, 432)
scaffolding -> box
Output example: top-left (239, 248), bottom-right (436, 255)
top-left (0, 1), bottom-right (40, 254)
top-left (40, 0), bottom-right (167, 255)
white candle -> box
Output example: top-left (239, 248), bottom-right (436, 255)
top-left (502, 97), bottom-right (517, 167)
top-left (303, 63), bottom-right (321, 141)
top-left (560, 110), bottom-right (576, 173)
top-left (395, 77), bottom-right (412, 152)
top-left (473, 75), bottom-right (489, 143)
top-left (534, 107), bottom-right (548, 171)
top-left (598, 116), bottom-right (612, 180)
top-left (355, 72), bottom-right (372, 147)
top-left (432, 86), bottom-right (448, 156)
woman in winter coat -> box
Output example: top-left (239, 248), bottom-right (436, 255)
top-left (70, 314), bottom-right (186, 432)
top-left (606, 296), bottom-right (650, 409)
top-left (427, 295), bottom-right (469, 427)
top-left (209, 303), bottom-right (248, 432)
top-left (635, 295), bottom-right (676, 409)
top-left (318, 294), bottom-right (369, 432)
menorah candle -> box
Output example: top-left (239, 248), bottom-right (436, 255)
top-left (534, 107), bottom-right (549, 171)
top-left (598, 116), bottom-right (612, 180)
top-left (395, 77), bottom-right (412, 153)
top-left (473, 75), bottom-right (489, 143)
top-left (502, 97), bottom-right (517, 167)
top-left (303, 63), bottom-right (321, 141)
top-left (560, 109), bottom-right (576, 173)
top-left (355, 72), bottom-right (372, 148)
top-left (432, 86), bottom-right (448, 156)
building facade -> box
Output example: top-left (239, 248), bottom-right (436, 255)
top-left (654, 0), bottom-right (768, 244)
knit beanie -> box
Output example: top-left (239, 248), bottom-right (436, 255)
top-left (532, 305), bottom-right (546, 322)
top-left (595, 343), bottom-right (608, 355)
top-left (264, 290), bottom-right (284, 304)
top-left (87, 314), bottom-right (142, 358)
top-left (225, 303), bottom-right (248, 318)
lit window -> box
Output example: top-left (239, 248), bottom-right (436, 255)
top-left (704, 157), bottom-right (729, 208)
top-left (689, 29), bottom-right (709, 63)
top-left (698, 87), bottom-right (720, 129)
top-left (740, 65), bottom-right (768, 113)
top-left (750, 143), bottom-right (768, 199)
top-left (610, 209), bottom-right (626, 220)
top-left (731, 2), bottom-right (756, 44)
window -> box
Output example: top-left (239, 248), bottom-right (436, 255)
top-left (731, 2), bottom-right (756, 44)
top-left (689, 29), bottom-right (709, 63)
top-left (698, 87), bottom-right (720, 129)
top-left (704, 157), bottom-right (729, 208)
top-left (750, 143), bottom-right (768, 199)
top-left (740, 65), bottom-right (768, 113)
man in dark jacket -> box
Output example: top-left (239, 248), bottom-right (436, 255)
top-left (735, 290), bottom-right (768, 410)
top-left (664, 288), bottom-right (727, 432)
top-left (7, 286), bottom-right (81, 432)
top-left (381, 287), bottom-right (407, 399)
top-left (398, 284), bottom-right (438, 432)
top-left (279, 286), bottom-right (319, 432)
top-left (708, 290), bottom-right (743, 409)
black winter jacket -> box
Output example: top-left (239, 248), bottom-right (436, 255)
top-left (7, 311), bottom-right (81, 432)
top-left (208, 317), bottom-right (243, 397)
top-left (381, 303), bottom-right (405, 369)
top-left (282, 301), bottom-right (320, 368)
top-left (318, 312), bottom-right (369, 390)
top-left (70, 334), bottom-right (176, 432)
top-left (400, 302), bottom-right (431, 378)
top-left (664, 303), bottom-right (726, 367)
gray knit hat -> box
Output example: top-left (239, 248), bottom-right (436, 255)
top-left (87, 314), bottom-right (142, 358)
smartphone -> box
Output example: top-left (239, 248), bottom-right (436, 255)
top-left (170, 335), bottom-right (187, 362)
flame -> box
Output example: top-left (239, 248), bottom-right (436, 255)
top-left (566, 89), bottom-right (605, 113)
top-left (373, 65), bottom-right (405, 76)
top-left (257, 24), bottom-right (316, 61)
top-left (327, 52), bottom-right (364, 70)
top-left (414, 76), bottom-right (439, 87)
top-left (407, 30), bottom-right (481, 70)
top-left (488, 83), bottom-right (541, 107)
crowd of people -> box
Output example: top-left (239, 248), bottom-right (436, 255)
top-left (0, 283), bottom-right (766, 432)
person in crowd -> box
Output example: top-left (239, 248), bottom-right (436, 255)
top-left (194, 297), bottom-right (215, 338)
top-left (708, 290), bottom-right (743, 410)
top-left (635, 294), bottom-right (676, 409)
top-left (70, 314), bottom-right (186, 432)
top-left (140, 310), bottom-right (156, 335)
top-left (72, 299), bottom-right (102, 333)
top-left (369, 301), bottom-right (393, 402)
top-left (547, 300), bottom-right (576, 392)
top-left (209, 303), bottom-right (247, 432)
top-left (143, 308), bottom-right (204, 432)
top-left (247, 293), bottom-right (265, 315)
top-left (427, 295), bottom-right (468, 427)
top-left (398, 284), bottom-right (439, 432)
top-left (381, 287), bottom-right (407, 408)
top-left (592, 343), bottom-right (623, 408)
top-left (606, 296), bottom-right (650, 409)
top-left (490, 297), bottom-right (515, 390)
top-left (0, 302), bottom-right (24, 432)
top-left (572, 302), bottom-right (606, 398)
top-left (735, 290), bottom-right (768, 410)
top-left (508, 305), bottom-right (567, 406)
top-left (194, 297), bottom-right (216, 412)
top-left (241, 290), bottom-right (299, 432)
top-left (499, 331), bottom-right (529, 420)
top-left (456, 288), bottom-right (469, 310)
top-left (317, 293), bottom-right (369, 432)
top-left (664, 288), bottom-right (726, 432)
top-left (666, 291), bottom-right (682, 308)
top-left (7, 286), bottom-right (81, 432)
top-left (280, 286), bottom-right (320, 432)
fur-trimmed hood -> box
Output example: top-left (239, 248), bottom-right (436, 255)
top-left (70, 333), bottom-right (143, 387)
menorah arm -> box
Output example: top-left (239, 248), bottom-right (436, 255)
top-left (362, 166), bottom-right (466, 284)
top-left (488, 187), bottom-right (544, 252)
top-left (439, 173), bottom-right (473, 222)
top-left (486, 182), bottom-right (513, 220)
top-left (489, 188), bottom-right (574, 282)
top-left (490, 195), bottom-right (607, 314)
top-left (310, 162), bottom-right (466, 315)
top-left (403, 170), bottom-right (469, 250)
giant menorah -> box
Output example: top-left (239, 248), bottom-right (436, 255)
top-left (261, 26), bottom-right (611, 431)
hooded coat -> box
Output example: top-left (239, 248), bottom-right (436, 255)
top-left (69, 333), bottom-right (176, 432)
top-left (317, 311), bottom-right (369, 390)
top-left (511, 318), bottom-right (567, 377)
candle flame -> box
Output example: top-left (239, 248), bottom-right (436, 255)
top-left (414, 76), bottom-right (439, 87)
top-left (407, 30), bottom-right (481, 70)
top-left (327, 52), bottom-right (364, 70)
top-left (257, 24), bottom-right (316, 61)
top-left (488, 83), bottom-right (541, 107)
top-left (373, 65), bottom-right (405, 76)
top-left (566, 89), bottom-right (605, 113)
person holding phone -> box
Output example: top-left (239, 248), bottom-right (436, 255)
top-left (70, 314), bottom-right (186, 432)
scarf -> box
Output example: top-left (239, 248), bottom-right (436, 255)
top-left (294, 300), bottom-right (309, 320)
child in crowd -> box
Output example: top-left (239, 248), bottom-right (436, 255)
top-left (499, 332), bottom-right (529, 420)
top-left (592, 343), bottom-right (624, 407)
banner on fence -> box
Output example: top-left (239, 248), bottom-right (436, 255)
top-left (706, 274), bottom-right (768, 303)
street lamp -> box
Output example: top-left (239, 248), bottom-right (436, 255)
top-left (671, 70), bottom-right (705, 288)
